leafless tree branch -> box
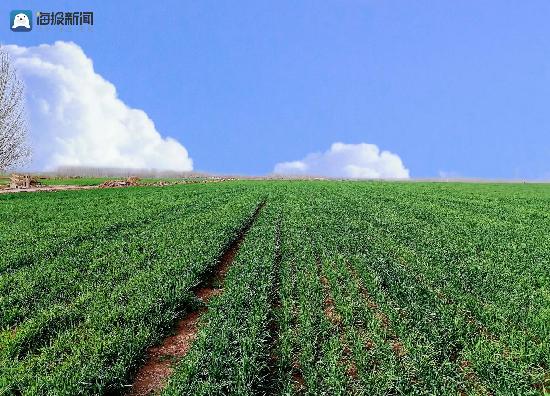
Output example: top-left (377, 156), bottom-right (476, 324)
top-left (0, 46), bottom-right (31, 171)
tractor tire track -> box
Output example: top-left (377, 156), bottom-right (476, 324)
top-left (125, 200), bottom-right (266, 396)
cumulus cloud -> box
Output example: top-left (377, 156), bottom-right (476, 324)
top-left (5, 41), bottom-right (192, 171)
top-left (273, 142), bottom-right (410, 179)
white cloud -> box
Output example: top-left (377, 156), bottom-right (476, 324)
top-left (274, 142), bottom-right (410, 179)
top-left (5, 41), bottom-right (192, 171)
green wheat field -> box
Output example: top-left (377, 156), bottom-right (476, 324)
top-left (0, 181), bottom-right (548, 395)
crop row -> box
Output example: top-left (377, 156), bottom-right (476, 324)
top-left (0, 184), bottom-right (233, 273)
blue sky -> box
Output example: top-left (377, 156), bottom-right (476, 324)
top-left (1, 0), bottom-right (549, 179)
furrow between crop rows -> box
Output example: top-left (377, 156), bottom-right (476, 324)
top-left (162, 199), bottom-right (277, 395)
top-left (126, 200), bottom-right (266, 396)
top-left (262, 215), bottom-right (283, 395)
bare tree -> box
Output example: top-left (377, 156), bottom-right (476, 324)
top-left (0, 47), bottom-right (30, 171)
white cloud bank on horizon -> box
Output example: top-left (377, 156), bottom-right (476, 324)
top-left (273, 142), bottom-right (410, 179)
top-left (5, 41), bottom-right (192, 171)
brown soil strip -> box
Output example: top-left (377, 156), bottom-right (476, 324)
top-left (291, 368), bottom-right (306, 391)
top-left (347, 263), bottom-right (406, 360)
top-left (532, 373), bottom-right (550, 394)
top-left (125, 200), bottom-right (265, 396)
top-left (0, 185), bottom-right (99, 194)
top-left (317, 257), bottom-right (357, 387)
top-left (288, 252), bottom-right (305, 393)
top-left (458, 360), bottom-right (495, 396)
top-left (320, 276), bottom-right (343, 329)
top-left (262, 218), bottom-right (283, 395)
top-left (0, 178), bottom-right (234, 194)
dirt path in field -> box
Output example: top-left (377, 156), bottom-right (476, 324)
top-left (0, 178), bottom-right (231, 194)
top-left (0, 185), bottom-right (99, 194)
top-left (125, 200), bottom-right (266, 396)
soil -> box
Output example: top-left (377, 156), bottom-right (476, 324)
top-left (347, 262), bottom-right (408, 359)
top-left (127, 311), bottom-right (204, 396)
top-left (0, 177), bottom-right (232, 194)
top-left (0, 185), bottom-right (99, 194)
top-left (291, 362), bottom-right (306, 391)
top-left (262, 220), bottom-right (282, 394)
top-left (317, 260), bottom-right (357, 389)
top-left (391, 341), bottom-right (406, 358)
